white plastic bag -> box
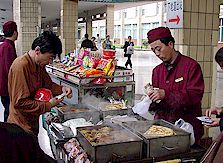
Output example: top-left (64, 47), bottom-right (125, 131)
top-left (175, 118), bottom-right (195, 145)
top-left (126, 45), bottom-right (134, 54)
top-left (132, 96), bottom-right (154, 120)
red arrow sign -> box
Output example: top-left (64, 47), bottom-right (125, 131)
top-left (168, 15), bottom-right (180, 25)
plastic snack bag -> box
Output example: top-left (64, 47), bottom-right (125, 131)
top-left (175, 118), bottom-right (195, 145)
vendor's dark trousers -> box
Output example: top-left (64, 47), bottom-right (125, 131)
top-left (125, 54), bottom-right (132, 68)
top-left (1, 96), bottom-right (10, 122)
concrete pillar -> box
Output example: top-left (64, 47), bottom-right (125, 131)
top-left (86, 12), bottom-right (92, 38)
top-left (160, 2), bottom-right (166, 27)
top-left (120, 10), bottom-right (125, 45)
top-left (61, 0), bottom-right (78, 55)
top-left (106, 5), bottom-right (114, 39)
top-left (175, 0), bottom-right (219, 138)
top-left (13, 0), bottom-right (39, 56)
top-left (137, 6), bottom-right (142, 46)
top-left (37, 2), bottom-right (41, 36)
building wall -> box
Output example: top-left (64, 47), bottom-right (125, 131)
top-left (114, 2), bottom-right (165, 46)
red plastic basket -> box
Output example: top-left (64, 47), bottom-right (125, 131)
top-left (103, 50), bottom-right (116, 57)
top-left (102, 55), bottom-right (115, 60)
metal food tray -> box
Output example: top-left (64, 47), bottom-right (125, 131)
top-left (97, 101), bottom-right (134, 119)
top-left (123, 120), bottom-right (190, 158)
top-left (56, 104), bottom-right (101, 124)
top-left (77, 123), bottom-right (142, 163)
top-left (50, 123), bottom-right (74, 141)
top-left (100, 108), bottom-right (132, 119)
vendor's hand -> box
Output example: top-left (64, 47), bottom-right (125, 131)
top-left (49, 97), bottom-right (63, 107)
top-left (206, 107), bottom-right (223, 117)
top-left (144, 83), bottom-right (154, 94)
top-left (62, 86), bottom-right (72, 99)
top-left (204, 118), bottom-right (220, 128)
top-left (148, 89), bottom-right (165, 102)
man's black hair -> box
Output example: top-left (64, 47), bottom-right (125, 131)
top-left (215, 47), bottom-right (223, 63)
top-left (160, 37), bottom-right (175, 46)
top-left (84, 33), bottom-right (89, 39)
top-left (3, 31), bottom-right (14, 37)
top-left (31, 31), bottom-right (62, 55)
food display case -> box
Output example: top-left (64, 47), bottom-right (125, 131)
top-left (46, 65), bottom-right (135, 107)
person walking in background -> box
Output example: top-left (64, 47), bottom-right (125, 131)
top-left (123, 36), bottom-right (134, 69)
top-left (102, 35), bottom-right (113, 49)
top-left (7, 31), bottom-right (72, 136)
top-left (91, 36), bottom-right (98, 51)
top-left (147, 27), bottom-right (204, 143)
top-left (96, 33), bottom-right (101, 49)
top-left (0, 21), bottom-right (18, 122)
top-left (81, 33), bottom-right (93, 50)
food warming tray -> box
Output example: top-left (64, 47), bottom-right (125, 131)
top-left (77, 123), bottom-right (142, 163)
top-left (123, 120), bottom-right (191, 158)
top-left (97, 102), bottom-right (134, 119)
top-left (56, 104), bottom-right (100, 124)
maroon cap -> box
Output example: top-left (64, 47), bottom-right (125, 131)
top-left (3, 21), bottom-right (17, 33)
top-left (147, 27), bottom-right (172, 44)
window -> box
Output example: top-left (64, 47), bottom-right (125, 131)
top-left (127, 7), bottom-right (136, 18)
top-left (114, 25), bottom-right (118, 38)
top-left (142, 23), bottom-right (152, 39)
top-left (100, 26), bottom-right (105, 39)
top-left (123, 11), bottom-right (127, 18)
top-left (114, 26), bottom-right (117, 38)
top-left (117, 25), bottom-right (121, 38)
top-left (152, 22), bottom-right (159, 28)
top-left (92, 27), bottom-right (97, 37)
top-left (124, 24), bottom-right (131, 38)
top-left (114, 25), bottom-right (121, 38)
top-left (78, 28), bottom-right (81, 39)
top-left (114, 11), bottom-right (121, 20)
top-left (133, 24), bottom-right (137, 39)
top-left (143, 3), bottom-right (158, 16)
top-left (219, 18), bottom-right (223, 42)
top-left (142, 9), bottom-right (145, 16)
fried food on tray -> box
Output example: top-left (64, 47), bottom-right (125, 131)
top-left (59, 106), bottom-right (88, 113)
top-left (80, 126), bottom-right (113, 145)
top-left (144, 125), bottom-right (176, 137)
top-left (104, 103), bottom-right (125, 110)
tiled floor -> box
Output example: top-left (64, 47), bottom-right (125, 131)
top-left (0, 49), bottom-right (222, 157)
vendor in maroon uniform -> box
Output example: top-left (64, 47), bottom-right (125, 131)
top-left (147, 27), bottom-right (204, 143)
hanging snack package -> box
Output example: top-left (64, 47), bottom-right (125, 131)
top-left (82, 56), bottom-right (90, 68)
top-left (96, 59), bottom-right (113, 74)
top-left (83, 69), bottom-right (105, 77)
top-left (107, 62), bottom-right (115, 77)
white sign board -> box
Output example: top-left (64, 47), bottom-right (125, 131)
top-left (166, 0), bottom-right (183, 28)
